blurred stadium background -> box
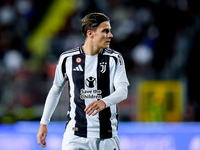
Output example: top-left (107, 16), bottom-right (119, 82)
top-left (0, 0), bottom-right (200, 149)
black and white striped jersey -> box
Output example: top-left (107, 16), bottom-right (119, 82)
top-left (52, 46), bottom-right (129, 138)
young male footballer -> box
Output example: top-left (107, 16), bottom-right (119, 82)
top-left (37, 12), bottom-right (129, 150)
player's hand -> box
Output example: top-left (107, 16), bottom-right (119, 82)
top-left (37, 124), bottom-right (48, 148)
top-left (84, 100), bottom-right (106, 116)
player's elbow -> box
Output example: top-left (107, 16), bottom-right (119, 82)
top-left (117, 87), bottom-right (128, 101)
top-left (125, 91), bottom-right (128, 100)
top-left (115, 83), bottom-right (129, 101)
top-left (122, 89), bottom-right (128, 100)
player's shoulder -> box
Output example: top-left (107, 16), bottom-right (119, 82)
top-left (60, 47), bottom-right (81, 57)
top-left (57, 47), bottom-right (81, 64)
top-left (104, 48), bottom-right (125, 65)
top-left (103, 48), bottom-right (123, 58)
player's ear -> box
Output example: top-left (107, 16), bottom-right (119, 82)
top-left (87, 30), bottom-right (94, 38)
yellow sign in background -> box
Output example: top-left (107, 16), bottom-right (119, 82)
top-left (137, 81), bottom-right (183, 122)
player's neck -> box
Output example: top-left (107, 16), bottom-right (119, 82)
top-left (82, 42), bottom-right (101, 56)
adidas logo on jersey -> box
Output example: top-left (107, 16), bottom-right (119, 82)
top-left (73, 65), bottom-right (83, 71)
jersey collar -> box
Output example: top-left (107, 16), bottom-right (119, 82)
top-left (80, 45), bottom-right (105, 55)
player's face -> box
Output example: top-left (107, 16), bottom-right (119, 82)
top-left (93, 21), bottom-right (113, 49)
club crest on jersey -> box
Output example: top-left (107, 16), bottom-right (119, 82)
top-left (100, 62), bottom-right (107, 73)
top-left (76, 57), bottom-right (82, 63)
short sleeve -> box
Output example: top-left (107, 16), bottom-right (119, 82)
top-left (114, 54), bottom-right (129, 87)
top-left (53, 55), bottom-right (68, 87)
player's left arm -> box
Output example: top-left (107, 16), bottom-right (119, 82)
top-left (84, 83), bottom-right (128, 116)
top-left (85, 54), bottom-right (129, 116)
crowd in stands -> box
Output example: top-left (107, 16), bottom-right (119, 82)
top-left (0, 0), bottom-right (200, 123)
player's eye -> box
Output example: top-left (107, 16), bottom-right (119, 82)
top-left (103, 29), bottom-right (109, 34)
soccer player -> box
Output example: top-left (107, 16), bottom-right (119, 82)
top-left (37, 12), bottom-right (129, 150)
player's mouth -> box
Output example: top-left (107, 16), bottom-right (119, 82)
top-left (106, 41), bottom-right (111, 44)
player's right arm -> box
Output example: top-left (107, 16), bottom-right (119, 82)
top-left (37, 54), bottom-right (68, 147)
top-left (36, 84), bottom-right (63, 148)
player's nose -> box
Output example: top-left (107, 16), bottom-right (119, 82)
top-left (108, 31), bottom-right (113, 38)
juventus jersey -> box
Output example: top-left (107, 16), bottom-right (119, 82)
top-left (52, 46), bottom-right (129, 138)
